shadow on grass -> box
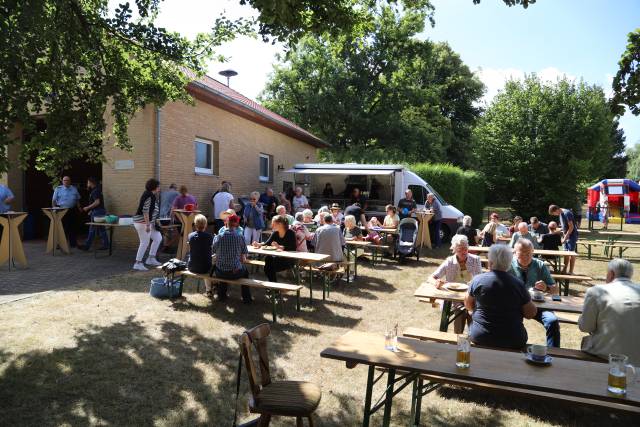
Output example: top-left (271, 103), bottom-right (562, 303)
top-left (0, 315), bottom-right (292, 426)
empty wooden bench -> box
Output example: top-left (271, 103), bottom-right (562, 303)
top-left (175, 270), bottom-right (302, 323)
top-left (551, 273), bottom-right (593, 296)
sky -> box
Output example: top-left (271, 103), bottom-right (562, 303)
top-left (141, 0), bottom-right (640, 145)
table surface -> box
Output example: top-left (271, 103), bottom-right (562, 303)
top-left (42, 207), bottom-right (68, 210)
top-left (320, 331), bottom-right (639, 407)
top-left (346, 240), bottom-right (372, 247)
top-left (0, 211), bottom-right (27, 216)
top-left (248, 245), bottom-right (330, 262)
top-left (86, 222), bottom-right (132, 227)
top-left (414, 282), bottom-right (584, 313)
top-left (469, 246), bottom-right (578, 257)
top-left (173, 209), bottom-right (201, 214)
top-left (597, 231), bottom-right (640, 237)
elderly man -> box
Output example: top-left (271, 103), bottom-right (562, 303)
top-left (549, 204), bottom-right (579, 274)
top-left (52, 176), bottom-right (81, 248)
top-left (313, 214), bottom-right (345, 263)
top-left (259, 187), bottom-right (277, 220)
top-left (579, 259), bottom-right (640, 364)
top-left (528, 216), bottom-right (549, 237)
top-left (508, 239), bottom-right (561, 347)
top-left (509, 221), bottom-right (539, 249)
top-left (465, 244), bottom-right (537, 349)
top-left (398, 189), bottom-right (417, 220)
top-left (425, 192), bottom-right (442, 248)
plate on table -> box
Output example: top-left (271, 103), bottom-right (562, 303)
top-left (444, 283), bottom-right (468, 292)
top-left (262, 246), bottom-right (277, 251)
top-left (525, 354), bottom-right (553, 366)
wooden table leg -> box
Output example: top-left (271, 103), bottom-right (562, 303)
top-left (43, 209), bottom-right (69, 255)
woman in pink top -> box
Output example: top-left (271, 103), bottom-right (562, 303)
top-left (172, 185), bottom-right (198, 211)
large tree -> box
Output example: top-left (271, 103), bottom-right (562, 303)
top-left (611, 28), bottom-right (640, 117)
top-left (260, 5), bottom-right (484, 166)
top-left (472, 75), bottom-right (616, 219)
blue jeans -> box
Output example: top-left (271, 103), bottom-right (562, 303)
top-left (432, 219), bottom-right (442, 248)
top-left (85, 209), bottom-right (109, 248)
top-left (534, 310), bottom-right (560, 347)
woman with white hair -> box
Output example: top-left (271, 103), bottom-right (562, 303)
top-left (430, 234), bottom-right (483, 333)
top-left (302, 208), bottom-right (315, 224)
top-left (464, 244), bottom-right (538, 349)
top-left (456, 215), bottom-right (478, 245)
top-left (343, 215), bottom-right (363, 240)
top-left (314, 206), bottom-right (330, 225)
top-left (242, 191), bottom-right (265, 244)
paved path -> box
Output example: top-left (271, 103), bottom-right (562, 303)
top-left (0, 240), bottom-right (154, 305)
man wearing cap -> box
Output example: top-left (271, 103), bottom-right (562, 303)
top-left (52, 176), bottom-right (81, 248)
top-left (212, 214), bottom-right (251, 303)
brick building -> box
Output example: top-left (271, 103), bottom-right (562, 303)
top-left (2, 74), bottom-right (326, 246)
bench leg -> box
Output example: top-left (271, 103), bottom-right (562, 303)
top-left (439, 300), bottom-right (452, 332)
top-left (296, 290), bottom-right (301, 311)
top-left (362, 365), bottom-right (375, 427)
top-left (563, 279), bottom-right (569, 297)
top-left (309, 268), bottom-right (314, 304)
top-left (269, 290), bottom-right (278, 323)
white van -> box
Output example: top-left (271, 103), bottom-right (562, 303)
top-left (285, 163), bottom-right (464, 241)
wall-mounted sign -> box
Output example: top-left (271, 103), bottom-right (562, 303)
top-left (115, 160), bottom-right (134, 170)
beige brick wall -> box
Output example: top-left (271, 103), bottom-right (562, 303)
top-left (102, 100), bottom-right (317, 248)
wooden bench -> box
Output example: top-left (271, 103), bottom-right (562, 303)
top-left (403, 327), bottom-right (603, 363)
top-left (551, 273), bottom-right (593, 296)
top-left (592, 239), bottom-right (640, 259)
top-left (556, 312), bottom-right (580, 324)
top-left (175, 270), bottom-right (303, 323)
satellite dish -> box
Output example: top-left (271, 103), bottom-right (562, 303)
top-left (219, 69), bottom-right (238, 87)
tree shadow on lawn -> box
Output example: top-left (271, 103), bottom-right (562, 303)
top-left (436, 385), bottom-right (638, 426)
top-left (0, 315), bottom-right (292, 426)
top-left (328, 276), bottom-right (397, 301)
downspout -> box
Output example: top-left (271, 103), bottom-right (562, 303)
top-left (155, 106), bottom-right (161, 180)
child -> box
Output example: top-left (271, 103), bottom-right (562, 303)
top-left (188, 214), bottom-right (214, 296)
top-left (383, 205), bottom-right (400, 229)
top-left (364, 217), bottom-right (382, 244)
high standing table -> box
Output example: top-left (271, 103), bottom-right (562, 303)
top-left (0, 211), bottom-right (28, 270)
top-left (320, 331), bottom-right (639, 427)
top-left (42, 207), bottom-right (70, 255)
top-left (173, 209), bottom-right (201, 261)
top-left (414, 281), bottom-right (584, 332)
top-left (415, 211), bottom-right (433, 250)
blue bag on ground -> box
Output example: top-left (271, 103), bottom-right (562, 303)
top-left (149, 277), bottom-right (182, 299)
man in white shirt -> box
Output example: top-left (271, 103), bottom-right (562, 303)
top-left (212, 182), bottom-right (235, 232)
top-left (579, 258), bottom-right (640, 364)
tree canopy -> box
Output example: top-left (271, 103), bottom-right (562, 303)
top-left (611, 28), bottom-right (640, 116)
top-left (260, 4), bottom-right (484, 166)
top-left (472, 75), bottom-right (621, 219)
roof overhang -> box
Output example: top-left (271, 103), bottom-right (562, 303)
top-left (186, 82), bottom-right (329, 149)
top-left (285, 168), bottom-right (395, 175)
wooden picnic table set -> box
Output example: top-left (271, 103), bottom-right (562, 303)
top-left (578, 229), bottom-right (640, 259)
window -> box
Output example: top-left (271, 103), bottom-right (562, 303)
top-left (408, 185), bottom-right (426, 205)
top-left (259, 153), bottom-right (273, 183)
top-left (194, 138), bottom-right (214, 175)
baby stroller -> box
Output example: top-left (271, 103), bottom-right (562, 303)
top-left (397, 218), bottom-right (419, 262)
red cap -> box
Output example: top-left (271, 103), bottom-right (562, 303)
top-left (227, 214), bottom-right (240, 225)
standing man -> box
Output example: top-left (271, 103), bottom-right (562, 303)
top-left (397, 189), bottom-right (417, 220)
top-left (160, 183), bottom-right (179, 219)
top-left (548, 204), bottom-right (578, 275)
top-left (508, 240), bottom-right (561, 347)
top-left (80, 177), bottom-right (109, 251)
top-left (259, 187), bottom-right (277, 220)
top-left (52, 176), bottom-right (81, 248)
top-left (0, 182), bottom-right (15, 238)
top-left (350, 187), bottom-right (368, 210)
top-left (292, 186), bottom-right (310, 213)
top-left (425, 192), bottom-right (442, 248)
top-left (344, 202), bottom-right (368, 231)
top-left (212, 182), bottom-right (234, 233)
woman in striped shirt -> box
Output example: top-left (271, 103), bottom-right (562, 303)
top-left (132, 178), bottom-right (162, 271)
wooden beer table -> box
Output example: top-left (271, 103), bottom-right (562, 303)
top-left (415, 211), bottom-right (433, 250)
top-left (173, 209), bottom-right (200, 260)
top-left (414, 282), bottom-right (584, 332)
top-left (42, 207), bottom-right (69, 256)
top-left (85, 222), bottom-right (133, 257)
top-left (320, 331), bottom-right (639, 427)
top-left (469, 246), bottom-right (578, 272)
top-left (0, 211), bottom-right (28, 270)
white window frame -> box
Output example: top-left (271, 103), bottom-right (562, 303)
top-left (259, 153), bottom-right (271, 183)
top-left (194, 138), bottom-right (214, 175)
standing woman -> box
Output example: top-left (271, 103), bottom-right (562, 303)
top-left (132, 178), bottom-right (163, 271)
top-left (242, 191), bottom-right (265, 244)
top-left (253, 215), bottom-right (297, 282)
top-left (480, 222), bottom-right (497, 247)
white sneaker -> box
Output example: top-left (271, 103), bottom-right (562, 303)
top-left (133, 262), bottom-right (148, 271)
top-left (145, 257), bottom-right (162, 267)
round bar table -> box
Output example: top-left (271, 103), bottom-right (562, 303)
top-left (42, 207), bottom-right (70, 255)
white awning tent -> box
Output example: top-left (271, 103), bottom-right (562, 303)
top-left (284, 168), bottom-right (394, 176)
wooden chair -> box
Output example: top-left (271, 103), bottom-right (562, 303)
top-left (240, 323), bottom-right (321, 426)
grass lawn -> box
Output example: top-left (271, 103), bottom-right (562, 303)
top-left (1, 227), bottom-right (639, 426)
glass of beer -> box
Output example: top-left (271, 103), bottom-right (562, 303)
top-left (608, 354), bottom-right (636, 395)
top-left (456, 334), bottom-right (471, 368)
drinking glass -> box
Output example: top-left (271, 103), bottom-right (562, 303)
top-left (456, 334), bottom-right (471, 368)
top-left (384, 324), bottom-right (399, 352)
top-left (608, 354), bottom-right (636, 395)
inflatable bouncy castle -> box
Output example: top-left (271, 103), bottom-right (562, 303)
top-left (587, 179), bottom-right (640, 224)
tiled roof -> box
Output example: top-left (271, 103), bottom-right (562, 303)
top-left (185, 71), bottom-right (327, 148)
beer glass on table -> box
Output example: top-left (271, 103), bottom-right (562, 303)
top-left (456, 334), bottom-right (471, 368)
top-left (608, 354), bottom-right (636, 395)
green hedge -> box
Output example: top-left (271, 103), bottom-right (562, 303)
top-left (409, 163), bottom-right (486, 227)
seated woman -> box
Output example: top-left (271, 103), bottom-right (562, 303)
top-left (479, 222), bottom-right (497, 247)
top-left (383, 205), bottom-right (399, 229)
top-left (508, 216), bottom-right (523, 235)
top-left (464, 244), bottom-right (537, 350)
top-left (213, 214), bottom-right (251, 303)
top-left (302, 209), bottom-right (316, 225)
top-left (291, 212), bottom-right (313, 252)
top-left (343, 215), bottom-right (363, 240)
top-left (253, 215), bottom-right (297, 282)
top-left (314, 206), bottom-right (330, 225)
top-left (430, 235), bottom-right (482, 333)
top-left (456, 215), bottom-right (478, 245)
top-left (188, 214), bottom-right (214, 296)
top-left (217, 209), bottom-right (244, 236)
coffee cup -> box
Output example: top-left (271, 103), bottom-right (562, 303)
top-left (532, 290), bottom-right (544, 301)
top-left (527, 344), bottom-right (547, 362)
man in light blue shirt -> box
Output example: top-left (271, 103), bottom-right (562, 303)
top-left (0, 184), bottom-right (14, 213)
top-left (52, 176), bottom-right (81, 248)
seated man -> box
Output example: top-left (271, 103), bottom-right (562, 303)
top-left (465, 244), bottom-right (537, 350)
top-left (313, 214), bottom-right (345, 264)
top-left (212, 214), bottom-right (251, 303)
top-left (538, 221), bottom-right (562, 251)
top-left (509, 221), bottom-right (539, 249)
top-left (528, 216), bottom-right (549, 236)
top-left (579, 259), bottom-right (640, 364)
top-left (508, 239), bottom-right (561, 347)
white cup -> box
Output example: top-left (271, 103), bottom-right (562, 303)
top-left (527, 344), bottom-right (548, 362)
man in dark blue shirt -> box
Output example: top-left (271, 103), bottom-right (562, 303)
top-left (258, 187), bottom-right (277, 220)
top-left (465, 244), bottom-right (538, 349)
top-left (80, 177), bottom-right (109, 250)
